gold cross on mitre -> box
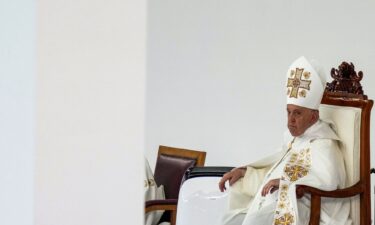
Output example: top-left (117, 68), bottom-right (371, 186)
top-left (287, 68), bottom-right (311, 98)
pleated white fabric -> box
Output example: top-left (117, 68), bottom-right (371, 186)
top-left (222, 120), bottom-right (352, 225)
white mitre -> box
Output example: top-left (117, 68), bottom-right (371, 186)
top-left (286, 56), bottom-right (326, 110)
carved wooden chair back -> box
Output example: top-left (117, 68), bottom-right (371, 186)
top-left (298, 62), bottom-right (373, 225)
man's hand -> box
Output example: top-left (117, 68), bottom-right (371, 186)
top-left (261, 178), bottom-right (280, 196)
top-left (218, 167), bottom-right (246, 192)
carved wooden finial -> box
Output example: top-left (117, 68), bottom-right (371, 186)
top-left (325, 62), bottom-right (366, 99)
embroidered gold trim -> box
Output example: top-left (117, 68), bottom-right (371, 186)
top-left (145, 178), bottom-right (156, 187)
top-left (303, 71), bottom-right (310, 79)
top-left (274, 213), bottom-right (294, 225)
top-left (299, 90), bottom-right (306, 98)
top-left (284, 165), bottom-right (308, 182)
top-left (273, 148), bottom-right (311, 225)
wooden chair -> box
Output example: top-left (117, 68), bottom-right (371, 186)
top-left (296, 62), bottom-right (373, 225)
top-left (145, 145), bottom-right (206, 225)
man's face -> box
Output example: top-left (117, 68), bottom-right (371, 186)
top-left (287, 104), bottom-right (318, 137)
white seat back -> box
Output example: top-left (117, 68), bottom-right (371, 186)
top-left (319, 104), bottom-right (362, 225)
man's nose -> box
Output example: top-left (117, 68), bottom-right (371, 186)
top-left (288, 115), bottom-right (295, 123)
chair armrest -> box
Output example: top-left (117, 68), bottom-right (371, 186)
top-left (184, 166), bottom-right (235, 180)
top-left (296, 181), bottom-right (364, 225)
top-left (145, 199), bottom-right (178, 225)
top-left (296, 181), bottom-right (363, 198)
top-left (145, 199), bottom-right (178, 213)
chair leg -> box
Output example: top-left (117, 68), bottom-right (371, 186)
top-left (171, 210), bottom-right (177, 225)
top-left (309, 194), bottom-right (321, 225)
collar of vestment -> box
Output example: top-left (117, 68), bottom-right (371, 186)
top-left (284, 119), bottom-right (340, 145)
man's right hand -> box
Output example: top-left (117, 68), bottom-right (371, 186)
top-left (218, 167), bottom-right (246, 192)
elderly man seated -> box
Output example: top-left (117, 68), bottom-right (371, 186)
top-left (218, 56), bottom-right (351, 225)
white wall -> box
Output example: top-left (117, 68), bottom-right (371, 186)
top-left (36, 0), bottom-right (145, 225)
top-left (0, 0), bottom-right (35, 224)
top-left (1, 0), bottom-right (145, 224)
top-left (146, 0), bottom-right (375, 167)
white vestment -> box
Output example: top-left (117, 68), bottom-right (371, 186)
top-left (222, 120), bottom-right (351, 225)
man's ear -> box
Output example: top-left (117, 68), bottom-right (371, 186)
top-left (311, 110), bottom-right (319, 123)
